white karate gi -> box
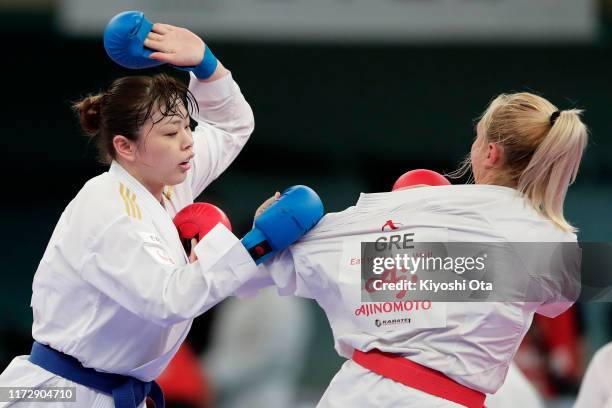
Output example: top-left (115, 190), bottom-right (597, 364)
top-left (485, 362), bottom-right (544, 408)
top-left (574, 342), bottom-right (612, 408)
top-left (0, 72), bottom-right (256, 407)
top-left (242, 185), bottom-right (580, 407)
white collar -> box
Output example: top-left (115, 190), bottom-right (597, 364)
top-left (108, 161), bottom-right (188, 265)
top-left (355, 184), bottom-right (519, 210)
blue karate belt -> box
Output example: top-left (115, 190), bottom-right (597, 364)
top-left (28, 341), bottom-right (164, 408)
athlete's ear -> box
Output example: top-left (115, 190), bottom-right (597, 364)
top-left (113, 135), bottom-right (137, 162)
top-left (484, 143), bottom-right (505, 169)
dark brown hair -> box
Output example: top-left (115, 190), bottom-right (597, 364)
top-left (73, 73), bottom-right (197, 164)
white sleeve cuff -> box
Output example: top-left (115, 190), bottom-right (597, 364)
top-left (188, 72), bottom-right (236, 103)
top-left (194, 223), bottom-right (257, 283)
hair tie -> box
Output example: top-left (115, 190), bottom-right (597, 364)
top-left (550, 110), bottom-right (561, 126)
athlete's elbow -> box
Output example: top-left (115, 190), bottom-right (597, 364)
top-left (141, 304), bottom-right (192, 327)
top-left (144, 291), bottom-right (213, 327)
top-left (238, 104), bottom-right (255, 139)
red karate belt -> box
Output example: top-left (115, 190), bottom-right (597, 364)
top-left (353, 349), bottom-right (486, 408)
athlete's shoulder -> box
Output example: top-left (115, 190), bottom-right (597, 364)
top-left (300, 206), bottom-right (359, 237)
top-left (71, 172), bottom-right (144, 225)
top-left (420, 184), bottom-right (520, 208)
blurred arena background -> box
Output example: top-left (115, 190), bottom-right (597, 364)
top-left (1, 0), bottom-right (611, 407)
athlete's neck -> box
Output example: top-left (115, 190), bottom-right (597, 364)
top-left (116, 159), bottom-right (164, 203)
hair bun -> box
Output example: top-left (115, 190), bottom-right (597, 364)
top-left (73, 94), bottom-right (103, 135)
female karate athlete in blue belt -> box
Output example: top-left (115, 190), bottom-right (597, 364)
top-left (0, 11), bottom-right (323, 408)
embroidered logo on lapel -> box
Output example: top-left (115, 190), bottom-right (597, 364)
top-left (119, 182), bottom-right (142, 220)
top-left (163, 186), bottom-right (173, 201)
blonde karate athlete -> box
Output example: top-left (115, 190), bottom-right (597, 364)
top-left (0, 21), bottom-right (261, 408)
top-left (242, 93), bottom-right (587, 407)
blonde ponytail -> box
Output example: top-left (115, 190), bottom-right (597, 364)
top-left (451, 93), bottom-right (588, 232)
top-left (518, 109), bottom-right (588, 232)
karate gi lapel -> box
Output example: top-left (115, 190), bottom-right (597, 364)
top-left (109, 161), bottom-right (189, 265)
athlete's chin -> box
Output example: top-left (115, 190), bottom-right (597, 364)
top-left (165, 172), bottom-right (188, 186)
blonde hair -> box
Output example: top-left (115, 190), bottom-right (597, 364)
top-left (450, 93), bottom-right (588, 232)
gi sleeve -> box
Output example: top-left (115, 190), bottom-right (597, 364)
top-left (533, 242), bottom-right (581, 318)
top-left (188, 72), bottom-right (255, 199)
top-left (233, 248), bottom-right (315, 299)
top-left (80, 217), bottom-right (258, 326)
top-left (573, 343), bottom-right (612, 408)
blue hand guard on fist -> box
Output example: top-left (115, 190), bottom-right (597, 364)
top-left (103, 11), bottom-right (163, 70)
top-left (242, 186), bottom-right (324, 264)
top-left (103, 10), bottom-right (219, 79)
